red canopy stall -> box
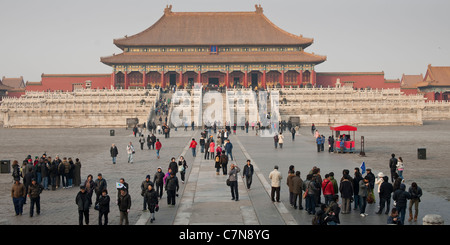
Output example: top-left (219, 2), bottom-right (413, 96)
top-left (330, 125), bottom-right (357, 153)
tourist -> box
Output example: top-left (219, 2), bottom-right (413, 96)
top-left (189, 138), bottom-right (197, 157)
top-left (353, 168), bottom-right (363, 211)
top-left (312, 168), bottom-right (323, 206)
top-left (147, 134), bottom-right (152, 150)
top-left (48, 157), bottom-right (58, 191)
top-left (269, 165), bottom-right (282, 202)
top-left (292, 171), bottom-right (304, 210)
top-left (165, 172), bottom-right (179, 206)
top-left (68, 157), bottom-right (75, 188)
top-left (116, 178), bottom-right (129, 203)
top-left (397, 157), bottom-right (405, 180)
top-left (73, 158), bottom-right (82, 187)
top-left (60, 157), bottom-right (70, 189)
top-left (329, 172), bottom-right (338, 196)
top-left (339, 175), bottom-right (353, 214)
top-left (28, 178), bottom-right (43, 217)
top-left (168, 157), bottom-right (178, 177)
top-left (94, 173), bottom-right (107, 206)
top-left (273, 134), bottom-right (279, 149)
top-left (225, 139), bottom-right (233, 161)
top-left (97, 189), bottom-right (110, 225)
top-left (214, 152), bottom-right (222, 175)
top-left (155, 139), bottom-right (162, 159)
top-left (305, 174), bottom-right (319, 215)
top-left (118, 188), bottom-right (131, 225)
top-left (389, 153), bottom-right (398, 183)
top-left (376, 176), bottom-right (393, 215)
top-left (228, 163), bottom-right (240, 201)
top-left (126, 142), bottom-right (135, 163)
top-left (322, 174), bottom-right (334, 206)
top-left (208, 139), bottom-right (215, 160)
top-left (199, 136), bottom-right (205, 153)
top-left (311, 123), bottom-right (316, 135)
top-left (328, 136), bottom-right (335, 152)
top-left (278, 132), bottom-right (284, 148)
top-left (220, 152), bottom-right (229, 175)
top-left (358, 176), bottom-right (369, 217)
top-left (11, 160), bottom-right (21, 182)
top-left (178, 156), bottom-right (187, 184)
top-left (327, 195), bottom-right (341, 225)
top-left (84, 174), bottom-right (95, 207)
top-left (387, 208), bottom-right (402, 225)
top-left (76, 186), bottom-right (90, 225)
top-left (287, 168), bottom-right (295, 206)
top-left (39, 159), bottom-right (49, 190)
top-left (144, 183), bottom-right (159, 223)
top-left (141, 175), bottom-right (153, 211)
top-left (242, 160), bottom-right (254, 189)
top-left (153, 167), bottom-right (165, 198)
top-left (23, 168), bottom-right (33, 204)
top-left (291, 127), bottom-right (296, 141)
top-left (312, 204), bottom-right (327, 225)
top-left (365, 168), bottom-right (376, 204)
top-left (316, 135), bottom-right (323, 153)
top-left (408, 182), bottom-right (422, 222)
top-left (150, 134), bottom-right (156, 149)
top-left (11, 178), bottom-right (26, 216)
top-left (139, 134), bottom-right (145, 150)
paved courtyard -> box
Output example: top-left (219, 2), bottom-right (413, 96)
top-left (1, 120), bottom-right (449, 225)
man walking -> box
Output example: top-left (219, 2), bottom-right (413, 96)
top-left (76, 186), bottom-right (90, 225)
top-left (28, 178), bottom-right (44, 217)
top-left (127, 142), bottom-right (135, 164)
top-left (165, 172), bottom-right (179, 206)
top-left (110, 144), bottom-right (118, 164)
top-left (225, 139), bottom-right (233, 161)
top-left (189, 138), bottom-right (197, 157)
top-left (389, 153), bottom-right (398, 183)
top-left (118, 188), bottom-right (131, 225)
top-left (269, 165), bottom-right (283, 202)
top-left (242, 160), bottom-right (254, 189)
top-left (11, 178), bottom-right (26, 216)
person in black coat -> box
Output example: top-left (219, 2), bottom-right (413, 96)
top-left (242, 160), bottom-right (254, 189)
top-left (339, 175), bottom-right (353, 214)
top-left (377, 176), bottom-right (393, 214)
top-left (393, 184), bottom-right (411, 224)
top-left (76, 186), bottom-right (90, 225)
top-left (97, 189), bottom-right (110, 225)
top-left (153, 168), bottom-right (165, 198)
top-left (165, 172), bottom-right (179, 206)
top-left (110, 144), bottom-right (118, 164)
top-left (144, 184), bottom-right (159, 223)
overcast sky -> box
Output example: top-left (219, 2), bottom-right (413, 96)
top-left (1, 0), bottom-right (449, 83)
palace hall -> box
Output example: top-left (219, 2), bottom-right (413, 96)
top-left (11, 5), bottom-right (448, 101)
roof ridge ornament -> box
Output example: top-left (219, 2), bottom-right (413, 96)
top-left (255, 4), bottom-right (263, 14)
top-left (164, 5), bottom-right (173, 15)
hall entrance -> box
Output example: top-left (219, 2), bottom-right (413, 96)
top-left (251, 73), bottom-right (258, 88)
top-left (208, 77), bottom-right (219, 87)
top-left (170, 74), bottom-right (177, 86)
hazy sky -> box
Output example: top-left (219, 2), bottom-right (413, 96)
top-left (1, 0), bottom-right (449, 83)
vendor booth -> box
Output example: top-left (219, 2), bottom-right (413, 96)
top-left (330, 125), bottom-right (357, 153)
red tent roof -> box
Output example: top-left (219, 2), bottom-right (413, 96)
top-left (330, 125), bottom-right (357, 131)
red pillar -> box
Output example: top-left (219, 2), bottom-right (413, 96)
top-left (297, 70), bottom-right (303, 87)
top-left (197, 71), bottom-right (201, 84)
top-left (226, 71), bottom-right (229, 88)
top-left (281, 70), bottom-right (285, 88)
top-left (262, 70), bottom-right (266, 89)
top-left (440, 92), bottom-right (443, 101)
top-left (160, 71), bottom-right (165, 88)
top-left (142, 72), bottom-right (146, 88)
top-left (244, 70), bottom-right (248, 88)
top-left (311, 70), bottom-right (316, 87)
top-left (179, 71), bottom-right (183, 88)
top-left (124, 71), bottom-right (128, 89)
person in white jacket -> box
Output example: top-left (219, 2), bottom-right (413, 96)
top-left (126, 142), bottom-right (135, 164)
top-left (269, 165), bottom-right (283, 202)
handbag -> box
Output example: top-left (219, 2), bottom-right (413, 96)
top-left (303, 189), bottom-right (308, 199)
top-left (226, 178), bottom-right (230, 186)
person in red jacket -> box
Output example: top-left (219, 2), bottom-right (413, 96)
top-left (189, 138), bottom-right (197, 157)
top-left (155, 139), bottom-right (162, 159)
top-left (322, 174), bottom-right (335, 206)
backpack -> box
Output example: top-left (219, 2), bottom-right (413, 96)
top-left (312, 214), bottom-right (320, 225)
top-left (215, 155), bottom-right (220, 162)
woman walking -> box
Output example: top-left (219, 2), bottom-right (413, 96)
top-left (228, 164), bottom-right (240, 201)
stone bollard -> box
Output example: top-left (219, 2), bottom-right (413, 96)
top-left (422, 214), bottom-right (444, 225)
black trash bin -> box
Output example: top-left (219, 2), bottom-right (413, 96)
top-left (1, 160), bottom-right (11, 173)
top-left (418, 148), bottom-right (426, 160)
top-left (110, 130), bottom-right (115, 136)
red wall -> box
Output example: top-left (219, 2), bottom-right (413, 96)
top-left (316, 72), bottom-right (400, 89)
top-left (26, 74), bottom-right (112, 92)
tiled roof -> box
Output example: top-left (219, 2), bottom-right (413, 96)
top-left (113, 5), bottom-right (314, 48)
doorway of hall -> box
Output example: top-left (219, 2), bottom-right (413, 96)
top-left (170, 74), bottom-right (177, 86)
top-left (251, 73), bottom-right (258, 88)
top-left (208, 77), bottom-right (219, 87)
